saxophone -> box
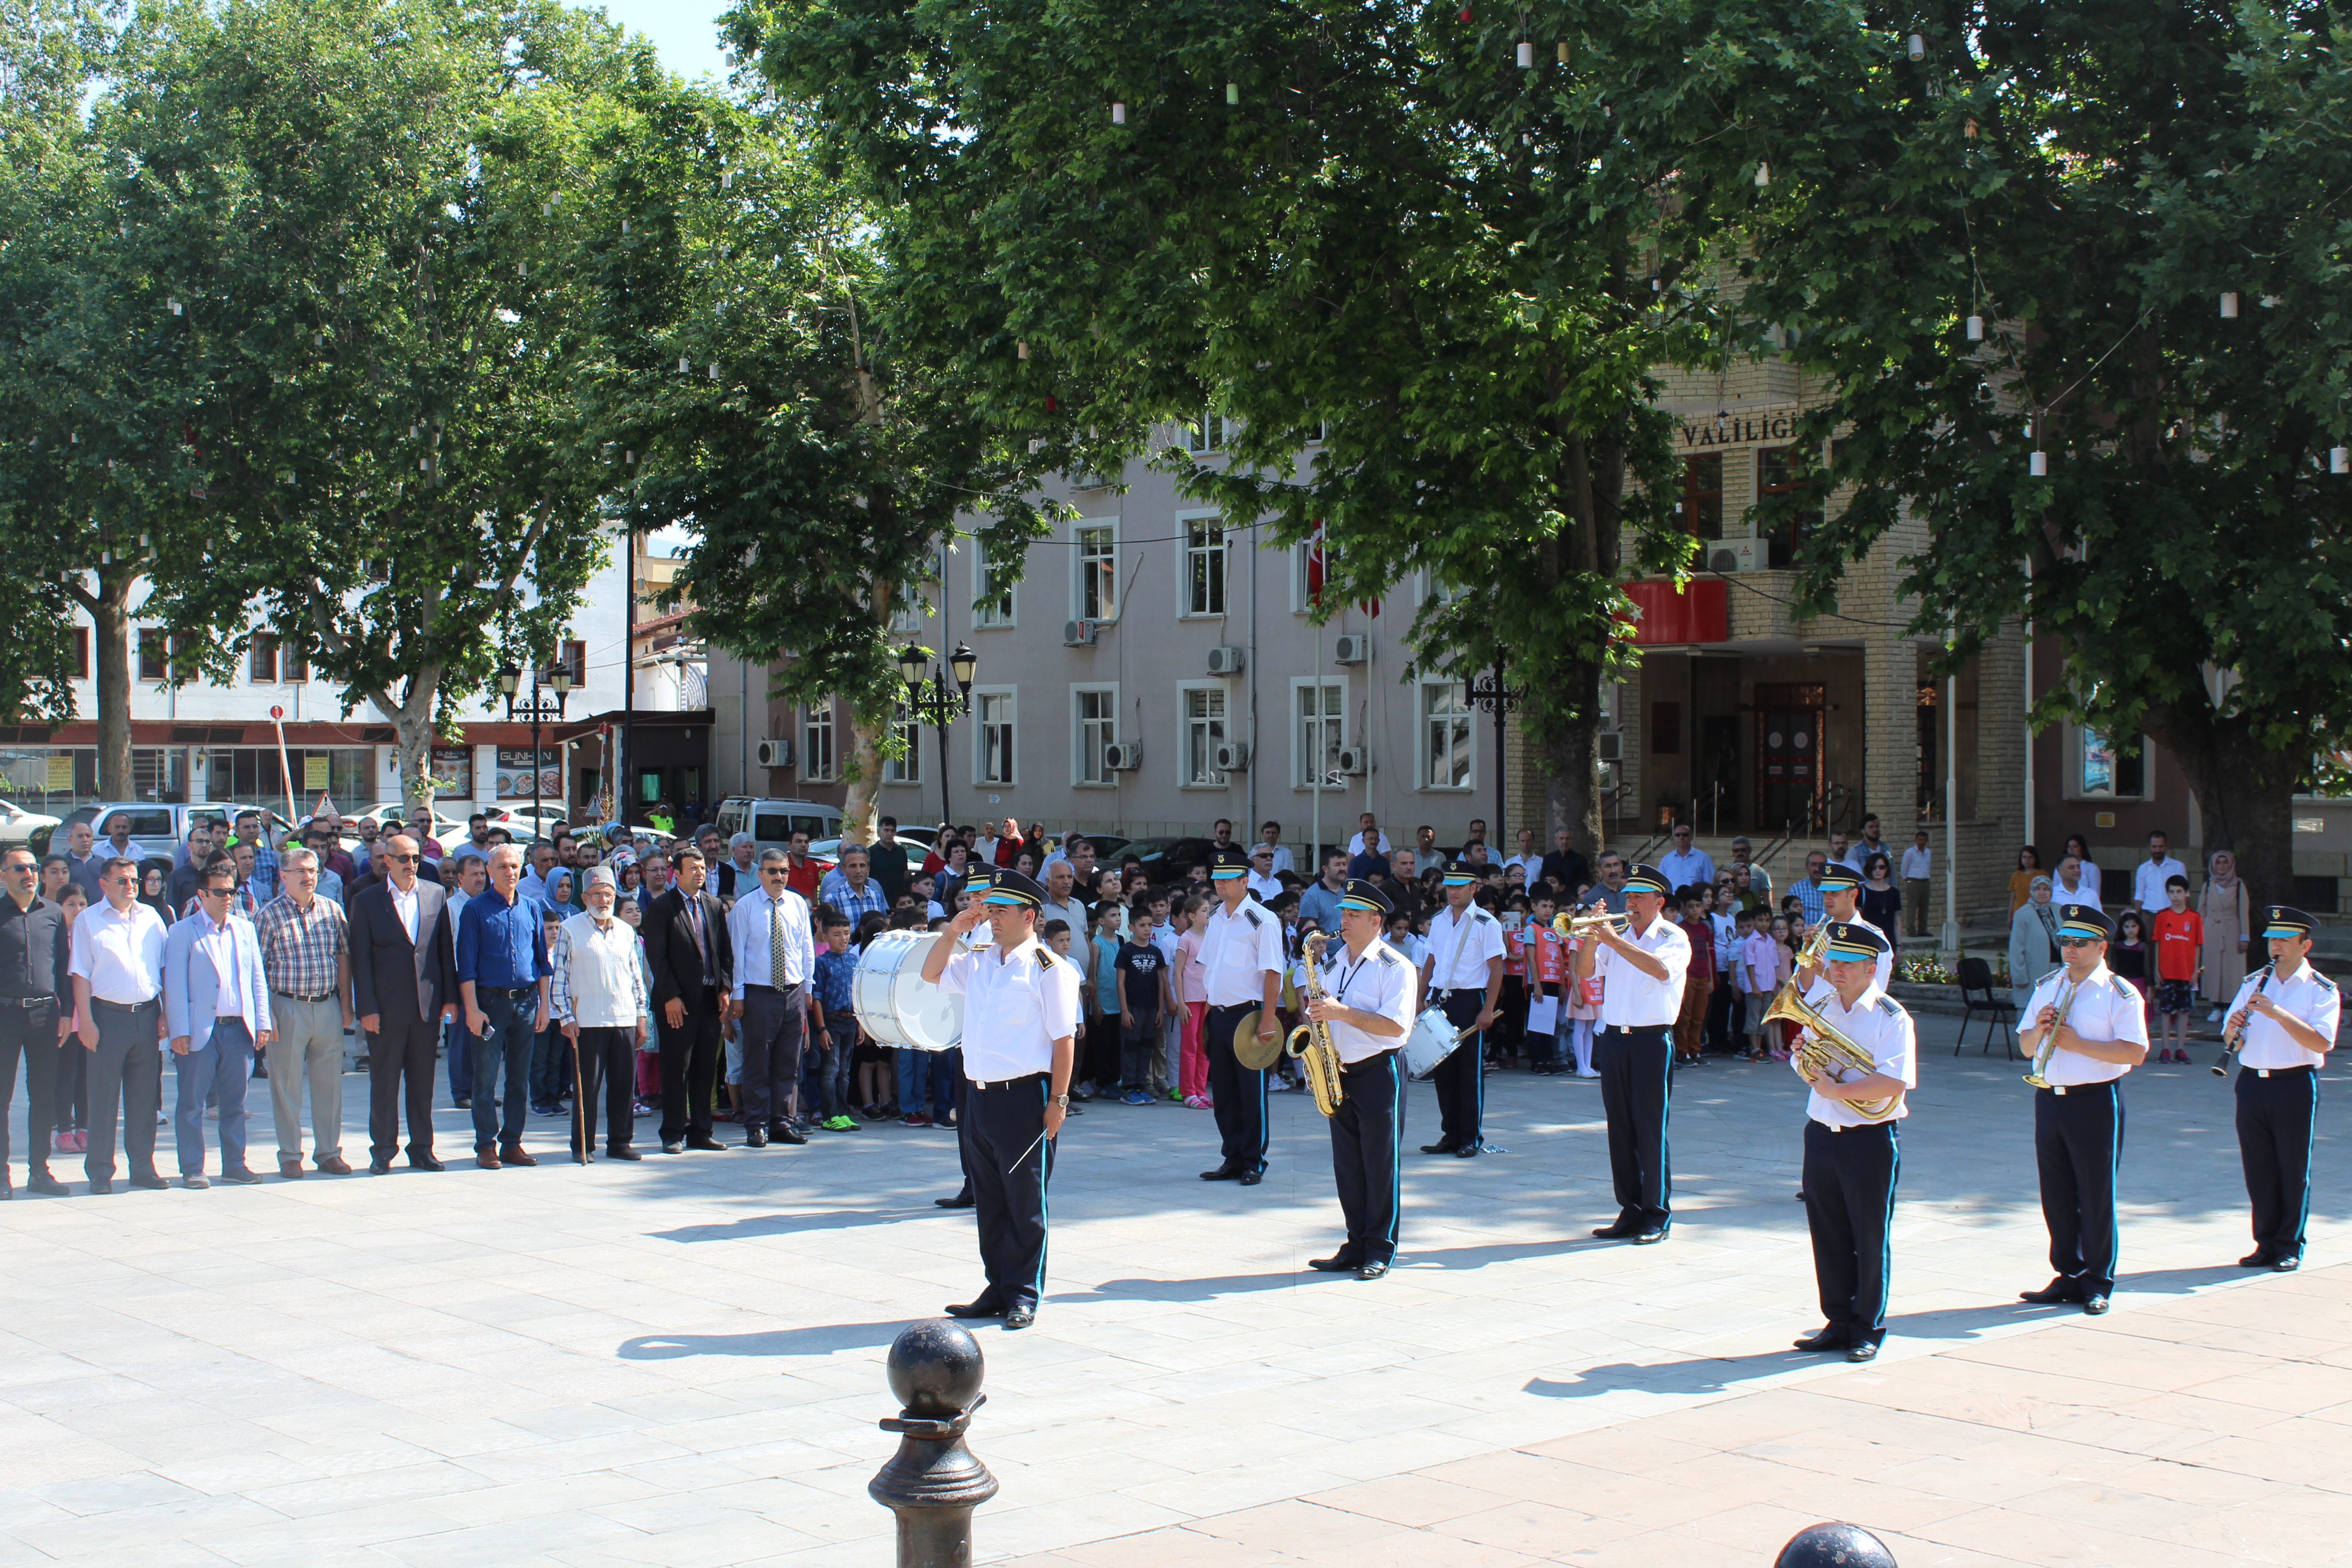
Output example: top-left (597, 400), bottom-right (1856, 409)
top-left (1285, 931), bottom-right (1347, 1117)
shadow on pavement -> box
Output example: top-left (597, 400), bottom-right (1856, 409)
top-left (617, 1319), bottom-right (908, 1358)
top-left (648, 1205), bottom-right (946, 1243)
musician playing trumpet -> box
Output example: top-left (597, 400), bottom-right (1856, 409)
top-left (1571, 863), bottom-right (1690, 1245)
top-left (1795, 864), bottom-right (1893, 999)
top-left (1302, 881), bottom-right (1420, 1281)
top-left (1792, 922), bottom-right (1916, 1363)
top-left (2015, 906), bottom-right (2148, 1316)
top-left (2225, 905), bottom-right (2338, 1274)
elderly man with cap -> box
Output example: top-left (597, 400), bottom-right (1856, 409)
top-left (2015, 904), bottom-right (2147, 1314)
top-left (1418, 859), bottom-right (1505, 1158)
top-left (920, 868), bottom-right (1078, 1331)
top-left (1572, 862), bottom-right (1691, 1244)
top-left (550, 867), bottom-right (649, 1163)
top-left (1795, 862), bottom-right (1894, 1001)
top-left (1303, 880), bottom-right (1420, 1280)
top-left (2223, 905), bottom-right (2339, 1273)
top-left (1196, 847), bottom-right (1287, 1185)
top-left (1789, 921), bottom-right (1915, 1363)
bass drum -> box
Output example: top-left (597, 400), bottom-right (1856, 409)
top-left (1401, 1008), bottom-right (1465, 1082)
top-left (852, 929), bottom-right (964, 1051)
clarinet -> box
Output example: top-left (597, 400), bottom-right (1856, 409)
top-left (2214, 962), bottom-right (2277, 1078)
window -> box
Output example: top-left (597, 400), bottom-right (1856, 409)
top-left (283, 647), bottom-right (309, 683)
top-left (1419, 570), bottom-right (1470, 608)
top-left (248, 636), bottom-right (279, 684)
top-left (975, 689), bottom-right (1016, 784)
top-left (1678, 454), bottom-right (1724, 540)
top-left (1295, 680), bottom-right (1344, 788)
top-left (1074, 687), bottom-right (1118, 785)
top-left (1185, 412), bottom-right (1239, 454)
top-left (1184, 519), bottom-right (1227, 616)
top-left (974, 552), bottom-right (1014, 627)
top-left (137, 627), bottom-right (170, 681)
top-left (2075, 725), bottom-right (2149, 800)
top-left (888, 588), bottom-right (926, 636)
top-left (560, 639), bottom-right (588, 684)
top-left (72, 629), bottom-right (88, 680)
top-left (1074, 524), bottom-right (1117, 622)
top-left (1181, 685), bottom-right (1229, 786)
top-left (802, 700), bottom-right (836, 782)
top-left (1754, 447), bottom-right (1824, 568)
top-left (885, 703), bottom-right (922, 784)
top-left (1421, 682), bottom-right (1473, 790)
top-left (1291, 539), bottom-right (1338, 613)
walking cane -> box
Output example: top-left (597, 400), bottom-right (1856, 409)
top-left (571, 1029), bottom-right (589, 1165)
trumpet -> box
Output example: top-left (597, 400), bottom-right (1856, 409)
top-left (2213, 962), bottom-right (2277, 1078)
top-left (1763, 985), bottom-right (1903, 1122)
top-left (2023, 975), bottom-right (2081, 1089)
top-left (1553, 907), bottom-right (1630, 940)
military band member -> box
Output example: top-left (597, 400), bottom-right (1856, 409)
top-left (1417, 861), bottom-right (1504, 1157)
top-left (1197, 848), bottom-right (1286, 1186)
top-left (1790, 922), bottom-right (1915, 1363)
top-left (2225, 905), bottom-right (2339, 1273)
top-left (920, 869), bottom-right (1078, 1331)
top-left (1796, 862), bottom-right (1894, 997)
top-left (1573, 863), bottom-right (1690, 1243)
top-left (1304, 881), bottom-right (1419, 1280)
top-left (2016, 905), bottom-right (2147, 1314)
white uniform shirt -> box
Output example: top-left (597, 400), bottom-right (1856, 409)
top-left (1316, 937), bottom-right (1419, 1064)
top-left (2016, 962), bottom-right (2147, 1084)
top-left (1801, 914), bottom-right (1896, 1003)
top-left (1423, 901), bottom-right (1507, 991)
top-left (1804, 981), bottom-right (1917, 1127)
top-left (69, 898), bottom-right (167, 1005)
top-left (2230, 961), bottom-right (2340, 1072)
top-left (1593, 914), bottom-right (1691, 1028)
top-left (2131, 855), bottom-right (2188, 911)
top-left (1200, 896), bottom-right (1287, 1006)
top-left (938, 934), bottom-right (1081, 1081)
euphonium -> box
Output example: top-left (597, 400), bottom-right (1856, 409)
top-left (2023, 975), bottom-right (2081, 1089)
top-left (1763, 985), bottom-right (1905, 1122)
top-left (1285, 931), bottom-right (1346, 1118)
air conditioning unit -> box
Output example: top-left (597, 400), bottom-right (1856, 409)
top-left (1206, 645), bottom-right (1246, 676)
top-left (1102, 741), bottom-right (1142, 771)
top-left (1332, 633), bottom-right (1368, 665)
top-left (755, 739), bottom-right (792, 768)
top-left (1706, 538), bottom-right (1762, 574)
top-left (1212, 740), bottom-right (1251, 773)
top-left (1337, 745), bottom-right (1370, 776)
top-left (1597, 730), bottom-right (1623, 763)
top-left (1063, 618), bottom-right (1097, 647)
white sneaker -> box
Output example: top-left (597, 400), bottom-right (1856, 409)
top-left (2206, 1009), bottom-right (2223, 1023)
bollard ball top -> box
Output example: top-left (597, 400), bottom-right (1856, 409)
top-left (1774, 1521), bottom-right (1898, 1568)
top-left (887, 1318), bottom-right (986, 1417)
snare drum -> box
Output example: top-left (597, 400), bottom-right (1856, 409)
top-left (852, 930), bottom-right (964, 1051)
top-left (1402, 1008), bottom-right (1465, 1082)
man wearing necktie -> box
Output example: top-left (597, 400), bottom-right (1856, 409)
top-left (646, 845), bottom-right (734, 1154)
top-left (161, 865), bottom-right (275, 1186)
top-left (725, 847), bottom-right (814, 1148)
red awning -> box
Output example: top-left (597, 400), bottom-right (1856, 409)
top-left (1621, 578), bottom-right (1728, 645)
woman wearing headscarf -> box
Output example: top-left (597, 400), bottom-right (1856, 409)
top-left (2007, 873), bottom-right (2061, 1013)
top-left (137, 860), bottom-right (178, 928)
top-left (2197, 849), bottom-right (2251, 1021)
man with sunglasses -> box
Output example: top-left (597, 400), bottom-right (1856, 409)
top-left (349, 835), bottom-right (460, 1173)
top-left (725, 848), bottom-right (814, 1148)
top-left (0, 846), bottom-right (74, 1198)
top-left (68, 857), bottom-right (170, 1192)
top-left (161, 865), bottom-right (274, 1187)
top-left (2014, 906), bottom-right (2148, 1314)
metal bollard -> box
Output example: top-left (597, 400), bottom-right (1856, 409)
top-left (1774, 1521), bottom-right (1898, 1567)
top-left (869, 1318), bottom-right (1000, 1568)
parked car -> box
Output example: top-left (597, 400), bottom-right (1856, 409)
top-left (62, 802), bottom-right (298, 861)
top-left (0, 798), bottom-right (62, 855)
top-left (355, 801), bottom-right (475, 843)
top-left (488, 804), bottom-right (571, 837)
top-left (1065, 832), bottom-right (1132, 863)
top-left (1111, 835), bottom-right (1222, 882)
top-left (713, 797), bottom-right (846, 854)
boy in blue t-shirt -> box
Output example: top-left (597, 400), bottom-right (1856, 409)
top-left (1115, 911), bottom-right (1176, 1105)
top-left (809, 918), bottom-right (860, 1131)
top-left (1084, 903), bottom-right (1123, 1100)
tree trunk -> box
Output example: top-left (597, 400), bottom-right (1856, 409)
top-left (2151, 703), bottom-right (2301, 915)
top-left (373, 672), bottom-right (441, 825)
top-left (841, 710), bottom-right (886, 846)
top-left (1533, 672), bottom-right (1605, 859)
top-left (89, 575), bottom-right (135, 800)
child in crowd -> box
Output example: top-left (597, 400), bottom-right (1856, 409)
top-left (530, 906), bottom-right (573, 1116)
top-left (1767, 914), bottom-right (1801, 1058)
top-left (1740, 910), bottom-right (1786, 1060)
top-left (1708, 883), bottom-right (1741, 1054)
top-left (1175, 897), bottom-right (1211, 1108)
top-left (809, 917), bottom-right (860, 1131)
top-left (1146, 892), bottom-right (1182, 1098)
top-left (2152, 873), bottom-right (2203, 1064)
top-left (2109, 909), bottom-right (2153, 1043)
top-left (1085, 902), bottom-right (1124, 1098)
top-left (1673, 887), bottom-right (1715, 1065)
top-left (1496, 898), bottom-right (1529, 1069)
top-left (1517, 892), bottom-right (1568, 1074)
top-left (1115, 911), bottom-right (1174, 1105)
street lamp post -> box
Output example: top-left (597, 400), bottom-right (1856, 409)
top-left (1466, 659), bottom-right (1525, 856)
top-left (897, 643), bottom-right (978, 830)
top-left (499, 662), bottom-right (575, 836)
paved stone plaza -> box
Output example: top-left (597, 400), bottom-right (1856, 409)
top-left (2, 1017), bottom-right (2346, 1567)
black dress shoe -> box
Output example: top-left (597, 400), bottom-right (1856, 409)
top-left (1419, 1140), bottom-right (1458, 1155)
top-left (1237, 1169), bottom-right (1263, 1186)
top-left (1454, 1143), bottom-right (1481, 1158)
top-left (26, 1172), bottom-right (68, 1197)
top-left (1591, 1222), bottom-right (1638, 1239)
top-left (2273, 1255), bottom-right (2301, 1273)
top-left (606, 1147), bottom-right (643, 1160)
top-left (1846, 1341), bottom-right (1881, 1362)
top-left (407, 1153), bottom-right (445, 1172)
top-left (935, 1191), bottom-right (975, 1209)
top-left (127, 1173), bottom-right (166, 1190)
top-left (1308, 1253), bottom-right (1363, 1273)
top-left (2083, 1294), bottom-right (2111, 1315)
top-left (88, 1178), bottom-right (113, 1195)
top-left (944, 1298), bottom-right (1004, 1318)
top-left (2239, 1250), bottom-right (2275, 1268)
top-left (1793, 1328), bottom-right (1849, 1353)
top-left (770, 1124), bottom-right (808, 1146)
top-left (661, 1142), bottom-right (684, 1155)
top-left (368, 1158), bottom-right (392, 1175)
top-left (1198, 1165), bottom-right (1240, 1181)
top-left (686, 1135), bottom-right (727, 1152)
top-left (1632, 1228), bottom-right (1666, 1245)
top-left (2019, 1279), bottom-right (2083, 1305)
top-left (1002, 1306), bottom-right (1035, 1330)
top-left (1355, 1261), bottom-right (1390, 1281)
top-left (745, 1127), bottom-right (768, 1148)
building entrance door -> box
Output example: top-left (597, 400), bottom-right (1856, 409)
top-left (1700, 715), bottom-right (1743, 834)
top-left (1755, 684), bottom-right (1825, 834)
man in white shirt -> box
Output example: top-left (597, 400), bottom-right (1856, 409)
top-left (2128, 829), bottom-right (2189, 913)
top-left (725, 848), bottom-right (815, 1148)
top-left (2015, 905), bottom-right (2148, 1313)
top-left (1656, 825), bottom-right (1715, 896)
top-left (1245, 846), bottom-right (1284, 902)
top-left (1797, 865), bottom-right (1893, 999)
top-left (1303, 880), bottom-right (1420, 1280)
top-left (1419, 860), bottom-right (1505, 1158)
top-left (552, 867), bottom-right (650, 1164)
top-left (1038, 861), bottom-right (1088, 942)
top-left (2224, 906), bottom-right (2340, 1272)
top-left (1256, 820), bottom-right (1294, 878)
top-left (69, 857), bottom-right (172, 1193)
top-left (1197, 849), bottom-right (1286, 1185)
top-left (1573, 863), bottom-right (1691, 1244)
top-left (1502, 827), bottom-right (1544, 887)
top-left (921, 868), bottom-right (1078, 1331)
top-left (1899, 830), bottom-right (1932, 939)
top-left (1345, 813), bottom-right (1392, 859)
top-left (1790, 922), bottom-right (1915, 1363)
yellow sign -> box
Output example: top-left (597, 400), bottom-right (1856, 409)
top-left (46, 755), bottom-right (73, 790)
top-left (304, 756), bottom-right (329, 791)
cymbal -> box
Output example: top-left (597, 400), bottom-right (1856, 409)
top-left (1232, 1008), bottom-right (1284, 1071)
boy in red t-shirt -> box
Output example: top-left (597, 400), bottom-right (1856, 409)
top-left (1674, 888), bottom-right (1716, 1063)
top-left (1514, 893), bottom-right (1571, 1074)
top-left (2150, 874), bottom-right (2203, 1064)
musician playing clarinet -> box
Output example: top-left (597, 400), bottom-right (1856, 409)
top-left (1303, 881), bottom-right (1420, 1281)
top-left (2015, 906), bottom-right (2147, 1315)
top-left (2225, 906), bottom-right (2339, 1274)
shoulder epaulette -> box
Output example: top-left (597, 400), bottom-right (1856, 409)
top-left (1036, 949), bottom-right (1057, 970)
top-left (1473, 909), bottom-right (1494, 924)
top-left (1377, 946), bottom-right (1403, 967)
top-left (1876, 996), bottom-right (1908, 1018)
top-left (1240, 906), bottom-right (1263, 928)
top-left (2314, 970), bottom-right (2338, 991)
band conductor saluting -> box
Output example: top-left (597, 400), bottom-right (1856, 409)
top-left (1573, 862), bottom-right (1690, 1244)
top-left (2223, 905), bottom-right (2338, 1273)
top-left (920, 868), bottom-right (1078, 1331)
top-left (1197, 848), bottom-right (1286, 1186)
top-left (1304, 881), bottom-right (1419, 1280)
top-left (2015, 904), bottom-right (2147, 1314)
top-left (1418, 860), bottom-right (1505, 1157)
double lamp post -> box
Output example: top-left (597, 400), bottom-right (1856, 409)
top-left (497, 662), bottom-right (574, 837)
top-left (897, 642), bottom-right (977, 829)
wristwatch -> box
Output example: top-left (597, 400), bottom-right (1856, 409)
top-left (1049, 1093), bottom-right (1070, 1109)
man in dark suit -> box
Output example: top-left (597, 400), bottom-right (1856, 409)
top-left (644, 845), bottom-right (734, 1155)
top-left (349, 834), bottom-right (459, 1173)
